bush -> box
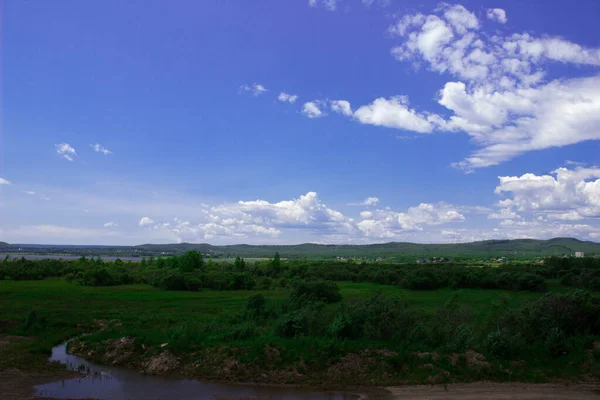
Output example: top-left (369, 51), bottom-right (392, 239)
top-left (289, 280), bottom-right (341, 307)
top-left (246, 293), bottom-right (266, 317)
top-left (275, 310), bottom-right (309, 338)
top-left (545, 327), bottom-right (568, 357)
top-left (486, 328), bottom-right (514, 358)
top-left (588, 277), bottom-right (600, 292)
top-left (402, 269), bottom-right (443, 290)
top-left (330, 294), bottom-right (415, 341)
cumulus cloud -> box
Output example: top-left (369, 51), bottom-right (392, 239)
top-left (143, 192), bottom-right (355, 242)
top-left (360, 211), bottom-right (373, 219)
top-left (353, 96), bottom-right (440, 133)
top-left (139, 217), bottom-right (155, 226)
top-left (0, 178), bottom-right (11, 185)
top-left (386, 3), bottom-right (600, 169)
top-left (278, 92), bottom-right (298, 103)
top-left (240, 83), bottom-right (267, 96)
top-left (486, 8), bottom-right (507, 24)
top-left (330, 100), bottom-right (353, 116)
top-left (90, 143), bottom-right (112, 155)
top-left (301, 101), bottom-right (325, 118)
top-left (104, 221), bottom-right (118, 228)
top-left (493, 166), bottom-right (600, 221)
top-left (55, 143), bottom-right (76, 161)
top-left (357, 202), bottom-right (465, 238)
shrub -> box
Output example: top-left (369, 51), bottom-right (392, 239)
top-left (402, 269), bottom-right (443, 290)
top-left (289, 280), bottom-right (341, 307)
top-left (246, 293), bottom-right (266, 317)
top-left (588, 277), bottom-right (600, 292)
top-left (545, 327), bottom-right (568, 357)
top-left (486, 328), bottom-right (514, 358)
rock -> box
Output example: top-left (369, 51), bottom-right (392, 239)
top-left (464, 350), bottom-right (490, 370)
top-left (372, 349), bottom-right (398, 357)
top-left (142, 351), bottom-right (180, 375)
top-left (264, 345), bottom-right (280, 362)
top-left (413, 351), bottom-right (440, 361)
top-left (101, 336), bottom-right (137, 366)
top-left (160, 343), bottom-right (168, 348)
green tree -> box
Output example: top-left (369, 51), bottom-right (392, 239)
top-left (179, 251), bottom-right (204, 273)
top-left (234, 256), bottom-right (246, 272)
top-left (271, 252), bottom-right (282, 274)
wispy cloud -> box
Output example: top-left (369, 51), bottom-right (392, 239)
top-left (240, 83), bottom-right (267, 96)
top-left (55, 143), bottom-right (76, 161)
top-left (0, 178), bottom-right (11, 185)
top-left (90, 143), bottom-right (112, 155)
top-left (348, 197), bottom-right (380, 206)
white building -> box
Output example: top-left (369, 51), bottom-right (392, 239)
top-left (575, 252), bottom-right (584, 258)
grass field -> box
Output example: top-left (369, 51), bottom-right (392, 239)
top-left (3, 278), bottom-right (597, 386)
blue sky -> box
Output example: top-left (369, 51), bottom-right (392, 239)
top-left (1, 0), bottom-right (599, 245)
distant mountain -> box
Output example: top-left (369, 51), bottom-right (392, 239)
top-left (2, 238), bottom-right (598, 258)
top-left (134, 238), bottom-right (600, 258)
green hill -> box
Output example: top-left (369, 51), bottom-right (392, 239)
top-left (135, 237), bottom-right (600, 259)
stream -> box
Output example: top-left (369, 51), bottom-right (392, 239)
top-left (34, 341), bottom-right (363, 400)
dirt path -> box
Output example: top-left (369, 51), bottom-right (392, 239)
top-left (385, 382), bottom-right (600, 399)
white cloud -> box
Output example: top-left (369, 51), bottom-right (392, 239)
top-left (331, 100), bottom-right (353, 116)
top-left (145, 192), bottom-right (354, 242)
top-left (349, 197), bottom-right (380, 206)
top-left (357, 202), bottom-right (465, 238)
top-left (40, 195), bottom-right (51, 201)
top-left (23, 191), bottom-right (36, 195)
top-left (360, 211), bottom-right (373, 219)
top-left (309, 0), bottom-right (340, 11)
top-left (278, 92), bottom-right (298, 103)
top-left (90, 143), bottom-right (112, 155)
top-left (139, 217), bottom-right (155, 226)
top-left (55, 143), bottom-right (76, 161)
top-left (486, 8), bottom-right (507, 24)
top-left (0, 178), bottom-right (11, 185)
top-left (493, 166), bottom-right (600, 221)
top-left (488, 208), bottom-right (519, 220)
top-left (240, 83), bottom-right (267, 96)
top-left (387, 4), bottom-right (600, 169)
top-left (353, 96), bottom-right (438, 133)
top-left (104, 221), bottom-right (118, 228)
top-left (301, 101), bottom-right (325, 118)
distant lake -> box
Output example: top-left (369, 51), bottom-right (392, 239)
top-left (0, 254), bottom-right (144, 262)
top-left (0, 254), bottom-right (257, 263)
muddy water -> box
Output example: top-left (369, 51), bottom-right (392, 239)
top-left (34, 342), bottom-right (361, 400)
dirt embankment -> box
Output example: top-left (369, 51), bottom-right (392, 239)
top-left (0, 335), bottom-right (81, 400)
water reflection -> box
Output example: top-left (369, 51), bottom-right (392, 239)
top-left (35, 342), bottom-right (359, 400)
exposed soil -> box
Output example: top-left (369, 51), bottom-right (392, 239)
top-left (0, 368), bottom-right (82, 400)
top-left (385, 382), bottom-right (600, 399)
